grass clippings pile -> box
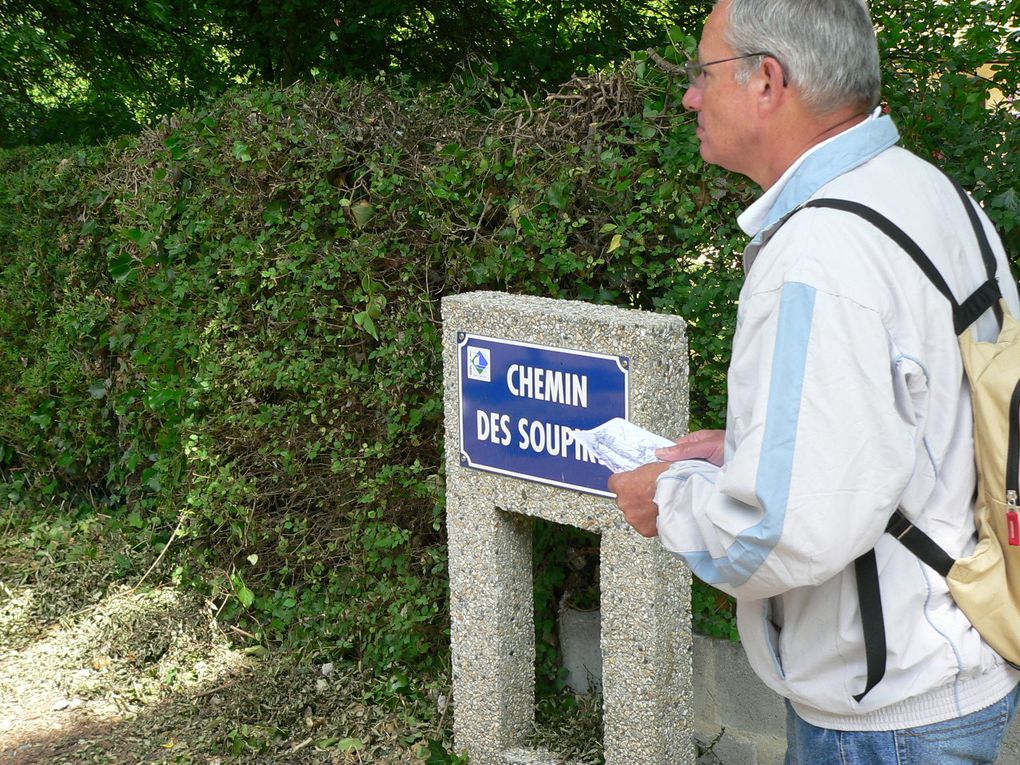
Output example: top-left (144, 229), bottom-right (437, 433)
top-left (0, 510), bottom-right (613, 765)
top-left (0, 582), bottom-right (454, 765)
top-left (0, 512), bottom-right (460, 765)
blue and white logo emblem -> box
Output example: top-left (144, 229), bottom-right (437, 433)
top-left (466, 346), bottom-right (491, 381)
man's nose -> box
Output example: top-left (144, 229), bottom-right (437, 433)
top-left (682, 85), bottom-right (701, 112)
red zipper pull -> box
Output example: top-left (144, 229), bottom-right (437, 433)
top-left (1009, 491), bottom-right (1019, 547)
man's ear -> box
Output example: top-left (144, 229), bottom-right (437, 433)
top-left (757, 55), bottom-right (788, 113)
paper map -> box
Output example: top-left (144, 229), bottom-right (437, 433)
top-left (573, 417), bottom-right (675, 473)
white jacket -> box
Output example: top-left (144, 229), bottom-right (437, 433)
top-left (655, 114), bottom-right (1020, 730)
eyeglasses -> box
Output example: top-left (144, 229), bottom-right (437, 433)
top-left (682, 51), bottom-right (783, 86)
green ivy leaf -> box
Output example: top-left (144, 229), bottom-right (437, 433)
top-left (232, 574), bottom-right (255, 608)
top-left (109, 253), bottom-right (135, 281)
top-left (29, 413), bottom-right (52, 429)
top-left (353, 311), bottom-right (378, 339)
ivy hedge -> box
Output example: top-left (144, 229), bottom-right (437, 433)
top-left (1, 14), bottom-right (1018, 675)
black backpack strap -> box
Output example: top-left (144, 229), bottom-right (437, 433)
top-left (853, 511), bottom-right (956, 702)
top-left (781, 185), bottom-right (1006, 700)
top-left (853, 549), bottom-right (886, 702)
top-left (943, 175), bottom-right (1004, 330)
top-left (885, 510), bottom-right (954, 576)
top-left (944, 175), bottom-right (999, 281)
top-left (802, 191), bottom-right (1003, 335)
top-left (802, 198), bottom-right (957, 303)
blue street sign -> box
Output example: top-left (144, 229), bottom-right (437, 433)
top-left (458, 332), bottom-right (629, 496)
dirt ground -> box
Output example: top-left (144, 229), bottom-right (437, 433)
top-left (0, 577), bottom-right (444, 765)
top-left (0, 583), bottom-right (230, 763)
top-left (0, 515), bottom-right (609, 765)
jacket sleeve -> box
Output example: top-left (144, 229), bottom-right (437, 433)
top-left (655, 279), bottom-right (926, 599)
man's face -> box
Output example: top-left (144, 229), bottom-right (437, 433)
top-left (682, 1), bottom-right (759, 176)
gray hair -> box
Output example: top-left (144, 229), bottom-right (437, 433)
top-left (723, 0), bottom-right (881, 114)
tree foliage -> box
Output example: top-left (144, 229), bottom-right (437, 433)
top-left (6, 0), bottom-right (1015, 154)
top-left (877, 0), bottom-right (1019, 256)
top-left (0, 0), bottom-right (709, 148)
top-left (0, 0), bottom-right (224, 146)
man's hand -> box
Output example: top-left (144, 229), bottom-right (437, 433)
top-left (608, 461), bottom-right (671, 537)
top-left (655, 429), bottom-right (725, 466)
top-left (611, 429), bottom-right (725, 537)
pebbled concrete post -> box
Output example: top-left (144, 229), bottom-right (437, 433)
top-left (442, 292), bottom-right (694, 765)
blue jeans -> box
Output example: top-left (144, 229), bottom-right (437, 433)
top-left (785, 683), bottom-right (1020, 765)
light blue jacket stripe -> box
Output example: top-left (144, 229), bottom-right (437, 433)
top-left (667, 282), bottom-right (817, 587)
top-left (734, 282), bottom-right (817, 581)
top-left (672, 550), bottom-right (730, 586)
top-left (751, 115), bottom-right (900, 243)
top-left (742, 116), bottom-right (901, 273)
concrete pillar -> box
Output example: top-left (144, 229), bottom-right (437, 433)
top-left (442, 292), bottom-right (693, 765)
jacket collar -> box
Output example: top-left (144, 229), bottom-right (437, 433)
top-left (739, 109), bottom-right (900, 270)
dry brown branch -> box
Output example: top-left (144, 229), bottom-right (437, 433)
top-left (645, 48), bottom-right (686, 75)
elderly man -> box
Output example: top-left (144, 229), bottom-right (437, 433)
top-left (609, 0), bottom-right (1020, 762)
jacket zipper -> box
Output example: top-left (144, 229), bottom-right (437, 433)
top-left (1008, 378), bottom-right (1020, 546)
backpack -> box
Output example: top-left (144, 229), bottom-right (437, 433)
top-left (798, 179), bottom-right (1020, 701)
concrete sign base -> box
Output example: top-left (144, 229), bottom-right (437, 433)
top-left (442, 292), bottom-right (694, 764)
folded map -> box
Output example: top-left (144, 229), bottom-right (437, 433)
top-left (573, 417), bottom-right (675, 473)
